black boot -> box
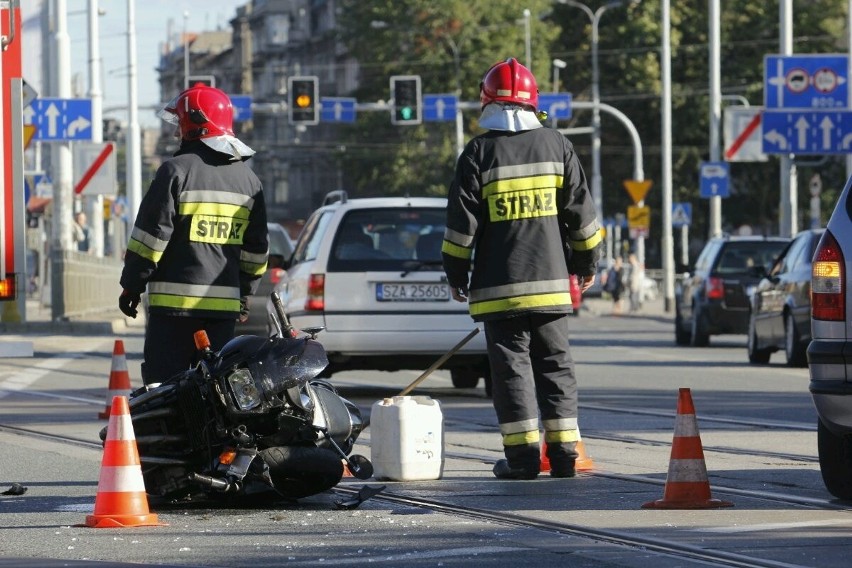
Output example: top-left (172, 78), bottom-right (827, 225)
top-left (493, 459), bottom-right (539, 480)
top-left (547, 441), bottom-right (578, 478)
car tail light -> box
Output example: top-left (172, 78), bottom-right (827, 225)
top-left (305, 274), bottom-right (325, 311)
top-left (812, 230), bottom-right (845, 321)
top-left (269, 268), bottom-right (285, 286)
top-left (705, 276), bottom-right (725, 300)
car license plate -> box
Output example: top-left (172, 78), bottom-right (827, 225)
top-left (376, 283), bottom-right (450, 302)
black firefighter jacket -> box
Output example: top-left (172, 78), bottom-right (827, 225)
top-left (442, 127), bottom-right (602, 322)
top-left (120, 141), bottom-right (268, 319)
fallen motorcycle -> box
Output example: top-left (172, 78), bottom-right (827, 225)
top-left (102, 291), bottom-right (372, 503)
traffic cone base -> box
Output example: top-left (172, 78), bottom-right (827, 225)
top-left (85, 396), bottom-right (166, 528)
top-left (642, 388), bottom-right (733, 510)
top-left (99, 340), bottom-right (133, 419)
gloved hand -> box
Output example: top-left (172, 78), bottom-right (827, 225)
top-left (238, 296), bottom-right (250, 323)
top-left (119, 290), bottom-right (141, 319)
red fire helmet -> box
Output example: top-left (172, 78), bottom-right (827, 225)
top-left (159, 83), bottom-right (235, 141)
top-left (479, 58), bottom-right (539, 111)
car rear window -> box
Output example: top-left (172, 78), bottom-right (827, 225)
top-left (714, 241), bottom-right (788, 274)
top-left (327, 208), bottom-right (446, 272)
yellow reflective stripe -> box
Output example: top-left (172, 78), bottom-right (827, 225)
top-left (502, 430), bottom-right (540, 446)
top-left (130, 226), bottom-right (168, 252)
top-left (240, 260), bottom-right (267, 276)
top-left (442, 240), bottom-right (472, 260)
top-left (487, 188), bottom-right (558, 222)
top-left (179, 201), bottom-right (250, 219)
top-left (470, 292), bottom-right (571, 317)
top-left (471, 279), bottom-right (569, 303)
top-left (183, 189), bottom-right (255, 208)
top-left (544, 429), bottom-right (580, 443)
top-left (149, 293), bottom-right (240, 312)
top-left (570, 228), bottom-right (603, 252)
top-left (482, 174), bottom-right (563, 197)
top-left (127, 238), bottom-right (164, 263)
top-left (481, 162), bottom-right (563, 186)
top-left (444, 227), bottom-right (475, 248)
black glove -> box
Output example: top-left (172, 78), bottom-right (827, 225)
top-left (238, 296), bottom-right (249, 323)
top-left (119, 290), bottom-right (141, 319)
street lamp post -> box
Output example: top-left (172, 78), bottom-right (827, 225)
top-left (552, 58), bottom-right (567, 92)
top-left (523, 9), bottom-right (532, 68)
top-left (557, 0), bottom-right (637, 223)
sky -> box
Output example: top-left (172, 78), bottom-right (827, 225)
top-left (23, 1), bottom-right (244, 129)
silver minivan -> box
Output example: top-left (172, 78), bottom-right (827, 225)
top-left (808, 176), bottom-right (852, 498)
top-left (268, 192), bottom-right (490, 392)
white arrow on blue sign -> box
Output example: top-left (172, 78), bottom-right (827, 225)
top-left (699, 161), bottom-right (730, 198)
top-left (762, 109), bottom-right (852, 154)
top-left (537, 93), bottom-right (572, 120)
top-left (25, 98), bottom-right (93, 142)
top-left (230, 95), bottom-right (253, 122)
top-left (320, 97), bottom-right (357, 123)
top-left (423, 94), bottom-right (457, 122)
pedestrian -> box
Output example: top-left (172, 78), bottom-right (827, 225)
top-left (118, 83), bottom-right (269, 385)
top-left (604, 256), bottom-right (626, 315)
top-left (626, 253), bottom-right (644, 313)
top-left (442, 58), bottom-right (603, 480)
top-left (73, 211), bottom-right (90, 252)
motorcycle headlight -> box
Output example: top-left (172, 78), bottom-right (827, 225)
top-left (227, 368), bottom-right (261, 411)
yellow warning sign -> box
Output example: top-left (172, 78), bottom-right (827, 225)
top-left (23, 125), bottom-right (37, 149)
top-left (623, 179), bottom-right (653, 204)
top-left (627, 205), bottom-right (650, 230)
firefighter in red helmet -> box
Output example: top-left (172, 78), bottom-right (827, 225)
top-left (119, 83), bottom-right (269, 384)
top-left (442, 58), bottom-right (603, 479)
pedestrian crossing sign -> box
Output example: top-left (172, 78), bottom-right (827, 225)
top-left (672, 203), bottom-right (692, 227)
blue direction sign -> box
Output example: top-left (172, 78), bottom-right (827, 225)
top-left (765, 54), bottom-right (848, 109)
top-left (230, 95), bottom-right (252, 122)
top-left (27, 98), bottom-right (93, 141)
top-left (762, 109), bottom-right (852, 154)
top-left (423, 94), bottom-right (457, 122)
top-left (320, 97), bottom-right (356, 123)
top-left (699, 161), bottom-right (730, 198)
top-left (537, 93), bottom-right (572, 120)
top-left (672, 202), bottom-right (692, 227)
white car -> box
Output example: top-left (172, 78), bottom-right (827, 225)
top-left (268, 191), bottom-right (490, 392)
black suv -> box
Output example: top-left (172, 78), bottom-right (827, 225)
top-left (675, 235), bottom-right (789, 346)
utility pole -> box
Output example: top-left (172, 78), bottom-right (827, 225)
top-left (126, 0), bottom-right (142, 224)
top-left (708, 0), bottom-right (722, 238)
top-left (779, 0), bottom-right (797, 238)
top-left (87, 0), bottom-right (104, 257)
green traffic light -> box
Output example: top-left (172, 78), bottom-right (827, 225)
top-left (400, 107), bottom-right (413, 120)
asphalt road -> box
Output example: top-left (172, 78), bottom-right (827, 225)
top-left (0, 295), bottom-right (847, 567)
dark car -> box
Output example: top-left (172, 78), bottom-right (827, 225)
top-left (675, 235), bottom-right (790, 346)
top-left (235, 222), bottom-right (295, 336)
top-left (747, 228), bottom-right (824, 366)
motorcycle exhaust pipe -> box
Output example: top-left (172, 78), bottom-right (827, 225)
top-left (188, 472), bottom-right (241, 493)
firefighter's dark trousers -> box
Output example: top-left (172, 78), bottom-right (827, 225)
top-left (484, 312), bottom-right (579, 472)
top-left (142, 312), bottom-right (236, 384)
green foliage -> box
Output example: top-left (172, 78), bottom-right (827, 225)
top-left (336, 0), bottom-right (850, 259)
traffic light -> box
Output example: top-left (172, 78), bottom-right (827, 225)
top-left (287, 76), bottom-right (319, 125)
top-left (390, 75), bottom-right (422, 125)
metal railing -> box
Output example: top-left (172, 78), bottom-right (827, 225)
top-left (50, 250), bottom-right (123, 320)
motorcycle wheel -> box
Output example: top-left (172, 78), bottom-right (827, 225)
top-left (260, 446), bottom-right (344, 500)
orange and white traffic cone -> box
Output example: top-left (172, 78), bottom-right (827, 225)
top-left (642, 388), bottom-right (733, 510)
top-left (99, 340), bottom-right (132, 419)
top-left (540, 428), bottom-right (595, 473)
top-left (85, 396), bottom-right (165, 528)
